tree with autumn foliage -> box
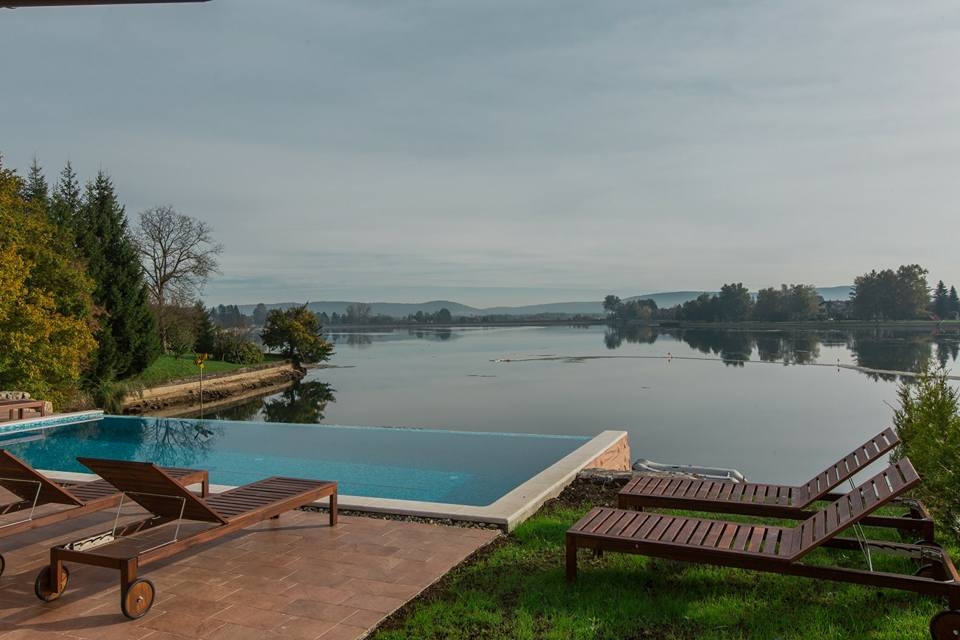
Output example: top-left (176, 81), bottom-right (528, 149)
top-left (0, 156), bottom-right (97, 406)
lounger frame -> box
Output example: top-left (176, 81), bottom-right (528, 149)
top-left (0, 450), bottom-right (207, 575)
top-left (35, 458), bottom-right (336, 618)
top-left (618, 428), bottom-right (934, 538)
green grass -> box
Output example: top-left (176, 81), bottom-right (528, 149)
top-left (132, 354), bottom-right (247, 384)
top-left (371, 494), bottom-right (951, 640)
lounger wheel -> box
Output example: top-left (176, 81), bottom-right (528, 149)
top-left (121, 578), bottom-right (155, 619)
top-left (929, 609), bottom-right (960, 639)
top-left (914, 563), bottom-right (945, 580)
top-left (34, 566), bottom-right (69, 602)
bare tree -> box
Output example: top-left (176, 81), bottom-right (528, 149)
top-left (345, 302), bottom-right (372, 323)
top-left (135, 205), bottom-right (223, 351)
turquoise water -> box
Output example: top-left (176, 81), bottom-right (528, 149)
top-left (1, 416), bottom-right (589, 506)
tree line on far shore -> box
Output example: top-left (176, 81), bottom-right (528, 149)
top-left (0, 154), bottom-right (331, 408)
top-left (604, 264), bottom-right (959, 325)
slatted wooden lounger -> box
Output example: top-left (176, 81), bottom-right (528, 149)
top-left (34, 457), bottom-right (337, 619)
top-left (0, 450), bottom-right (208, 576)
top-left (569, 458), bottom-right (960, 639)
top-left (618, 427), bottom-right (934, 539)
top-left (0, 399), bottom-right (46, 421)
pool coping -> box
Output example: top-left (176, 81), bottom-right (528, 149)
top-left (0, 410), bottom-right (104, 436)
top-left (40, 429), bottom-right (628, 532)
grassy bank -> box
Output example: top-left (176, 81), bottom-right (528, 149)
top-left (131, 353), bottom-right (289, 385)
top-left (371, 482), bottom-right (947, 640)
top-left (132, 354), bottom-right (246, 384)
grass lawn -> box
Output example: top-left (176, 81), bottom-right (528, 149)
top-left (132, 354), bottom-right (247, 384)
top-left (371, 482), bottom-right (950, 640)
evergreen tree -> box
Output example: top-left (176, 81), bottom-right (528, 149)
top-left (24, 157), bottom-right (49, 211)
top-left (75, 171), bottom-right (159, 380)
top-left (252, 303), bottom-right (268, 326)
top-left (193, 301), bottom-right (217, 354)
top-left (950, 286), bottom-right (960, 318)
top-left (934, 280), bottom-right (950, 318)
top-left (50, 161), bottom-right (82, 229)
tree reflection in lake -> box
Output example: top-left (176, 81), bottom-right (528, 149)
top-left (262, 381), bottom-right (336, 423)
top-left (410, 328), bottom-right (453, 341)
top-left (136, 417), bottom-right (223, 467)
top-left (754, 331), bottom-right (820, 365)
top-left (934, 330), bottom-right (960, 369)
top-left (328, 332), bottom-right (373, 347)
top-left (847, 329), bottom-right (933, 381)
top-left (603, 325), bottom-right (957, 375)
top-left (604, 325), bottom-right (655, 349)
top-left (196, 380), bottom-right (336, 425)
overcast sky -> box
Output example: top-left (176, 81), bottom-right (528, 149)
top-left (2, 1), bottom-right (958, 307)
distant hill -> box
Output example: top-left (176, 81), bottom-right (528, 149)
top-left (627, 286), bottom-right (852, 307)
top-left (237, 300), bottom-right (480, 317)
top-left (235, 286), bottom-right (853, 319)
top-left (481, 301), bottom-right (604, 316)
top-left (815, 286), bottom-right (853, 301)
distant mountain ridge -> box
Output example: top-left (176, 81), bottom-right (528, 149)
top-left (235, 286), bottom-right (852, 318)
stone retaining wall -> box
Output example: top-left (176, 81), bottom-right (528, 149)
top-left (123, 362), bottom-right (303, 414)
top-left (0, 391), bottom-right (31, 401)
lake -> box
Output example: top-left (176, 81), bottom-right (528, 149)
top-left (200, 325), bottom-right (960, 484)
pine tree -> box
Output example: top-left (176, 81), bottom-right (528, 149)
top-left (24, 157), bottom-right (49, 211)
top-left (50, 161), bottom-right (82, 229)
top-left (934, 280), bottom-right (950, 318)
top-left (193, 301), bottom-right (217, 354)
top-left (950, 286), bottom-right (960, 318)
top-left (75, 171), bottom-right (159, 380)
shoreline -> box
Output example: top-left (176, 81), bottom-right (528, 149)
top-left (122, 362), bottom-right (303, 416)
top-left (322, 319), bottom-right (960, 331)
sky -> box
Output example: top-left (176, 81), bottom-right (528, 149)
top-left (2, 1), bottom-right (959, 307)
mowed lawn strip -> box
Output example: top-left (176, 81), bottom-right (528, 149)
top-left (370, 481), bottom-right (949, 640)
top-left (133, 354), bottom-right (246, 384)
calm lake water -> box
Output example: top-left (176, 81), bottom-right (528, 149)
top-left (202, 325), bottom-right (960, 484)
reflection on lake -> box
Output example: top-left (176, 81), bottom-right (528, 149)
top-left (198, 381), bottom-right (336, 424)
top-left (607, 325), bottom-right (960, 378)
top-left (197, 325), bottom-right (960, 484)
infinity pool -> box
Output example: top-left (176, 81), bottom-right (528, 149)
top-left (0, 416), bottom-right (591, 506)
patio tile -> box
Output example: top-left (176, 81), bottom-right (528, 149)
top-left (275, 615), bottom-right (338, 640)
top-left (317, 622), bottom-right (372, 640)
top-left (0, 511), bottom-right (498, 640)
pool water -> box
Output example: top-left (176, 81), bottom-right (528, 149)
top-left (0, 416), bottom-right (590, 506)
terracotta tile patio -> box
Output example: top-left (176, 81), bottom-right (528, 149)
top-left (0, 506), bottom-right (498, 639)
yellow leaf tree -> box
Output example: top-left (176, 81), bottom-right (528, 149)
top-left (0, 158), bottom-right (97, 407)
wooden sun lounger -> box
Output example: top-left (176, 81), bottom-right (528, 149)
top-left (0, 399), bottom-right (46, 421)
top-left (569, 458), bottom-right (960, 639)
top-left (0, 450), bottom-right (208, 576)
top-left (34, 457), bottom-right (337, 619)
top-left (618, 427), bottom-right (934, 539)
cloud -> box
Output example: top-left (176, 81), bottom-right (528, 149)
top-left (3, 0), bottom-right (959, 305)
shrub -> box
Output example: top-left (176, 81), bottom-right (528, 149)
top-left (891, 362), bottom-right (960, 536)
top-left (90, 378), bottom-right (141, 414)
top-left (211, 330), bottom-right (263, 365)
top-left (233, 340), bottom-right (263, 365)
